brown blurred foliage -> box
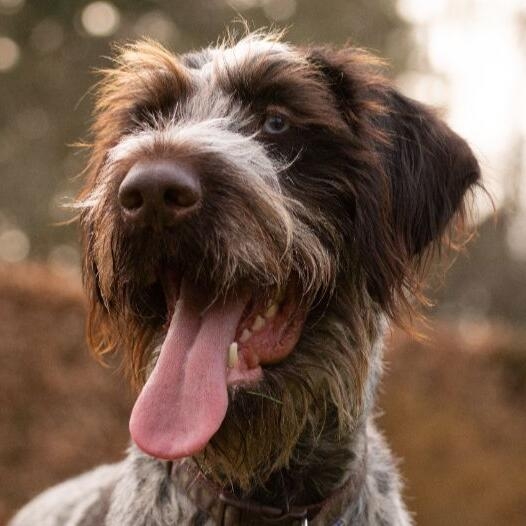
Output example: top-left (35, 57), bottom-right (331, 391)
top-left (1, 263), bottom-right (526, 525)
top-left (382, 325), bottom-right (526, 526)
top-left (0, 263), bottom-right (132, 524)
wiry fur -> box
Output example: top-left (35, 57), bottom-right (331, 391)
top-left (11, 30), bottom-right (480, 526)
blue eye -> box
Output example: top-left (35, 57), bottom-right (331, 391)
top-left (263, 113), bottom-right (290, 134)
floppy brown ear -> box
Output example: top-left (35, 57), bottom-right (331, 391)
top-left (380, 89), bottom-right (480, 255)
top-left (307, 45), bottom-right (481, 316)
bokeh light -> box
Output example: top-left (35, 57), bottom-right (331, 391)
top-left (0, 228), bottom-right (30, 262)
top-left (81, 1), bottom-right (120, 37)
top-left (0, 36), bottom-right (20, 72)
top-left (48, 244), bottom-right (81, 276)
top-left (30, 18), bottom-right (65, 54)
top-left (134, 11), bottom-right (179, 44)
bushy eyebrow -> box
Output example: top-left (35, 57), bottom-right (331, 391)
top-left (213, 54), bottom-right (348, 131)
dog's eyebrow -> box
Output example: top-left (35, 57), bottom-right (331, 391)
top-left (208, 38), bottom-right (300, 85)
top-left (207, 52), bottom-right (347, 131)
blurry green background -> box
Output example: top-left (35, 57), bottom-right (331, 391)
top-left (1, 0), bottom-right (525, 525)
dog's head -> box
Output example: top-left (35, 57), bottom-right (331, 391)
top-left (79, 33), bottom-right (479, 492)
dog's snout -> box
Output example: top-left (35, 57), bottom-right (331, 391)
top-left (118, 161), bottom-right (201, 225)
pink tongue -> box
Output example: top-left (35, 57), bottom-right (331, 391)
top-left (129, 283), bottom-right (247, 459)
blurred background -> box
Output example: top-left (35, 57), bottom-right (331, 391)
top-left (0, 0), bottom-right (525, 524)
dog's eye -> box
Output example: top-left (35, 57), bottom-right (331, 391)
top-left (263, 114), bottom-right (290, 134)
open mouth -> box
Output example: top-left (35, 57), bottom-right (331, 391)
top-left (129, 272), bottom-right (306, 461)
top-left (229, 284), bottom-right (306, 384)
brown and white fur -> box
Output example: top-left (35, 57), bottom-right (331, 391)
top-left (11, 32), bottom-right (480, 526)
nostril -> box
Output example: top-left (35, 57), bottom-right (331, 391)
top-left (120, 188), bottom-right (144, 211)
top-left (119, 160), bottom-right (201, 225)
top-left (164, 188), bottom-right (199, 209)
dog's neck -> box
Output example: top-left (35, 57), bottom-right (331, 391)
top-left (173, 425), bottom-right (367, 524)
top-left (249, 417), bottom-right (368, 507)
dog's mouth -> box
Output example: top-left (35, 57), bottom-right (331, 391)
top-left (129, 272), bottom-right (306, 460)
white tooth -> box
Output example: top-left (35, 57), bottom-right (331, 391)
top-left (228, 342), bottom-right (238, 368)
top-left (240, 328), bottom-right (252, 343)
top-left (264, 303), bottom-right (278, 319)
top-left (251, 315), bottom-right (266, 332)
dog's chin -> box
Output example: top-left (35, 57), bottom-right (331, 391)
top-left (197, 364), bottom-right (315, 493)
top-left (129, 269), bottom-right (308, 463)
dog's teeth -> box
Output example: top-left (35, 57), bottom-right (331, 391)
top-left (240, 328), bottom-right (252, 343)
top-left (265, 303), bottom-right (278, 319)
top-left (228, 342), bottom-right (239, 368)
top-left (251, 315), bottom-right (266, 332)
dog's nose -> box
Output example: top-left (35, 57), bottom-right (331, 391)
top-left (118, 161), bottom-right (201, 226)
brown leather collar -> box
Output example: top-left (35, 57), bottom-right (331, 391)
top-left (170, 454), bottom-right (366, 526)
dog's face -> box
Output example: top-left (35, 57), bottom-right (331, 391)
top-left (79, 33), bottom-right (479, 491)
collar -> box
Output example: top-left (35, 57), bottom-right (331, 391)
top-left (169, 453), bottom-right (366, 526)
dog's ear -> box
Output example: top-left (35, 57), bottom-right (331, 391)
top-left (309, 46), bottom-right (480, 255)
top-left (308, 46), bottom-right (480, 311)
top-left (377, 88), bottom-right (480, 255)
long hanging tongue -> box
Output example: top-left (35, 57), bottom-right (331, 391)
top-left (129, 282), bottom-right (248, 459)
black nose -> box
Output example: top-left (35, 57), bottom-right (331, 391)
top-left (118, 160), bottom-right (201, 226)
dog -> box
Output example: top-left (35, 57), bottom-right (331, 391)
top-left (11, 32), bottom-right (480, 526)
